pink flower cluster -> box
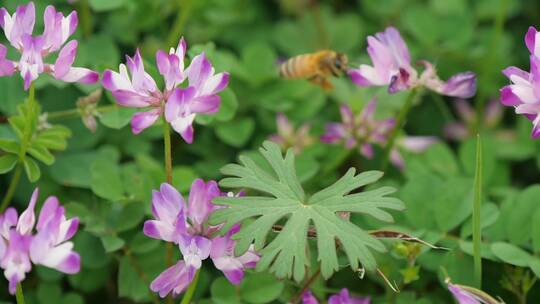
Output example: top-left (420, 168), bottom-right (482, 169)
top-left (0, 189), bottom-right (80, 294)
top-left (349, 27), bottom-right (476, 98)
top-left (103, 39), bottom-right (229, 143)
top-left (500, 27), bottom-right (540, 138)
top-left (143, 181), bottom-right (258, 298)
top-left (320, 99), bottom-right (437, 170)
top-left (0, 3), bottom-right (98, 90)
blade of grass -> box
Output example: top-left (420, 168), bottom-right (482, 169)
top-left (473, 134), bottom-right (483, 288)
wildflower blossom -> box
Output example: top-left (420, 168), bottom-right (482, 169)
top-left (143, 181), bottom-right (258, 298)
top-left (0, 2), bottom-right (99, 90)
top-left (320, 100), bottom-right (437, 170)
top-left (269, 113), bottom-right (314, 153)
top-left (103, 38), bottom-right (229, 142)
top-left (349, 27), bottom-right (476, 98)
top-left (444, 99), bottom-right (502, 140)
top-left (500, 26), bottom-right (540, 138)
top-left (302, 289), bottom-right (370, 304)
top-left (447, 281), bottom-right (502, 304)
top-left (0, 189), bottom-right (80, 294)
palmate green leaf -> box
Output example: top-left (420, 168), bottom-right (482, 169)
top-left (210, 141), bottom-right (404, 281)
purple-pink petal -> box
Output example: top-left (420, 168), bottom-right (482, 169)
top-left (525, 26), bottom-right (539, 56)
top-left (0, 44), bottom-right (15, 76)
top-left (210, 225), bottom-right (259, 285)
top-left (447, 284), bottom-right (485, 304)
top-left (150, 261), bottom-right (196, 298)
top-left (0, 208), bottom-right (18, 239)
top-left (399, 136), bottom-right (438, 153)
top-left (186, 52), bottom-right (212, 89)
top-left (1, 231), bottom-right (32, 295)
top-left (302, 291), bottom-right (320, 304)
top-left (144, 183), bottom-right (186, 243)
top-left (328, 289), bottom-right (370, 304)
top-left (190, 95), bottom-right (221, 114)
top-left (131, 108), bottom-right (161, 134)
top-left (41, 5), bottom-right (78, 53)
top-left (178, 235), bottom-right (212, 269)
top-left (388, 68), bottom-right (413, 93)
top-left (187, 179), bottom-right (220, 230)
top-left (441, 72), bottom-right (477, 98)
top-left (1, 2), bottom-right (36, 50)
top-left (16, 188), bottom-right (39, 235)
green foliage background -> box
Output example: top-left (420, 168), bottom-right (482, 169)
top-left (1, 0), bottom-right (540, 303)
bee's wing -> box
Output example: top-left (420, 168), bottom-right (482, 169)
top-left (309, 74), bottom-right (334, 90)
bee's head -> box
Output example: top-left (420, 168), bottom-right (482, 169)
top-left (334, 53), bottom-right (349, 73)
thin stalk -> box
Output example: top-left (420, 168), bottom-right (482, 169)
top-left (77, 0), bottom-right (92, 38)
top-left (162, 115), bottom-right (174, 304)
top-left (47, 105), bottom-right (116, 120)
top-left (15, 283), bottom-right (25, 304)
top-left (0, 165), bottom-right (22, 213)
top-left (180, 268), bottom-right (201, 304)
top-left (163, 116), bottom-right (173, 184)
top-left (167, 0), bottom-right (193, 48)
top-left (381, 88), bottom-right (419, 170)
top-left (290, 268), bottom-right (321, 304)
top-left (472, 134), bottom-right (483, 288)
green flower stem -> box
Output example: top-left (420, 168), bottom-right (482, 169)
top-left (46, 105), bottom-right (116, 120)
top-left (28, 84), bottom-right (35, 107)
top-left (15, 283), bottom-right (25, 304)
top-left (162, 116), bottom-right (173, 184)
top-left (381, 88), bottom-right (419, 171)
top-left (472, 134), bottom-right (483, 288)
top-left (0, 164), bottom-right (23, 213)
top-left (180, 268), bottom-right (201, 304)
top-left (166, 0), bottom-right (193, 48)
top-left (77, 0), bottom-right (92, 38)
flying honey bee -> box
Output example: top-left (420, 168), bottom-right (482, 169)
top-left (279, 50), bottom-right (349, 90)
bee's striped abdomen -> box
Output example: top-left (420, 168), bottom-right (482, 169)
top-left (279, 54), bottom-right (316, 79)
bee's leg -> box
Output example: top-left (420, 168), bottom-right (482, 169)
top-left (309, 75), bottom-right (334, 90)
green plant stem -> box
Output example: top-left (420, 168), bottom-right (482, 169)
top-left (77, 0), bottom-right (92, 38)
top-left (0, 165), bottom-right (22, 213)
top-left (163, 116), bottom-right (173, 184)
top-left (472, 134), bottom-right (483, 288)
top-left (290, 268), bottom-right (321, 304)
top-left (180, 268), bottom-right (201, 304)
top-left (381, 88), bottom-right (419, 171)
top-left (46, 105), bottom-right (116, 120)
top-left (167, 0), bottom-right (193, 48)
top-left (15, 283), bottom-right (25, 304)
